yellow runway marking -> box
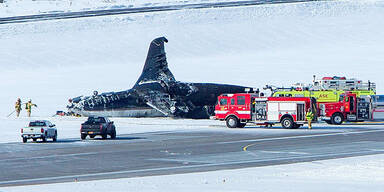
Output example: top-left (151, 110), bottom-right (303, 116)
top-left (243, 143), bottom-right (256, 151)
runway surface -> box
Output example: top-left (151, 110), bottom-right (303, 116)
top-left (1, 125), bottom-right (384, 187)
top-left (0, 0), bottom-right (319, 25)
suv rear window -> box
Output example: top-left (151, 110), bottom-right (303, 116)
top-left (87, 117), bottom-right (106, 124)
top-left (29, 122), bottom-right (46, 127)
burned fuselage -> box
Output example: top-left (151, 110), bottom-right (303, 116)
top-left (68, 90), bottom-right (162, 117)
top-left (67, 37), bottom-right (248, 119)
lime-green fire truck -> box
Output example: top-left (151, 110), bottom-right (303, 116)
top-left (269, 76), bottom-right (376, 102)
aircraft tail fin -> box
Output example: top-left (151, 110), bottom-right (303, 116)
top-left (134, 37), bottom-right (175, 87)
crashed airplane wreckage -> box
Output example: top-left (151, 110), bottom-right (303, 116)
top-left (67, 37), bottom-right (249, 119)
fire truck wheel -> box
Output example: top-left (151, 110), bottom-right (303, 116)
top-left (238, 123), bottom-right (246, 128)
top-left (331, 113), bottom-right (344, 125)
top-left (324, 120), bottom-right (333, 125)
top-left (226, 116), bottom-right (239, 128)
top-left (281, 117), bottom-right (294, 129)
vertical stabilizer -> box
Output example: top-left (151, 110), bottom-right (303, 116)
top-left (134, 37), bottom-right (175, 87)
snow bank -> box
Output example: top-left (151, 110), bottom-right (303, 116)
top-left (1, 0), bottom-right (383, 117)
top-left (2, 153), bottom-right (384, 192)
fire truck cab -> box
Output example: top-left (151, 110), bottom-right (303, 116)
top-left (319, 92), bottom-right (384, 124)
top-left (215, 93), bottom-right (316, 129)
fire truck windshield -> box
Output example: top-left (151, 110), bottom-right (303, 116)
top-left (219, 98), bottom-right (227, 105)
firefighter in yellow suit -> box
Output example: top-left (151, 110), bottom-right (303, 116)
top-left (306, 108), bottom-right (314, 129)
top-left (25, 100), bottom-right (37, 117)
top-left (15, 98), bottom-right (22, 117)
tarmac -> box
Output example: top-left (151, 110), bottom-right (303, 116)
top-left (1, 124), bottom-right (384, 187)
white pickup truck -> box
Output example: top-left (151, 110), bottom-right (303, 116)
top-left (21, 120), bottom-right (57, 143)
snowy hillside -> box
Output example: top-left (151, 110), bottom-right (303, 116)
top-left (1, 0), bottom-right (384, 117)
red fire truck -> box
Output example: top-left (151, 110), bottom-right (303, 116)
top-left (319, 92), bottom-right (384, 124)
top-left (215, 93), bottom-right (317, 128)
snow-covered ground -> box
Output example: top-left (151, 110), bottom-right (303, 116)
top-left (1, 0), bottom-right (384, 190)
top-left (1, 0), bottom-right (383, 117)
top-left (2, 153), bottom-right (384, 192)
top-left (0, 0), bottom-right (240, 17)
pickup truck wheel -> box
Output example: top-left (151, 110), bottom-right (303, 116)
top-left (111, 129), bottom-right (116, 139)
top-left (81, 134), bottom-right (87, 140)
top-left (331, 113), bottom-right (344, 125)
top-left (281, 117), bottom-right (294, 129)
top-left (22, 137), bottom-right (27, 143)
top-left (226, 116), bottom-right (239, 128)
top-left (53, 132), bottom-right (57, 142)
